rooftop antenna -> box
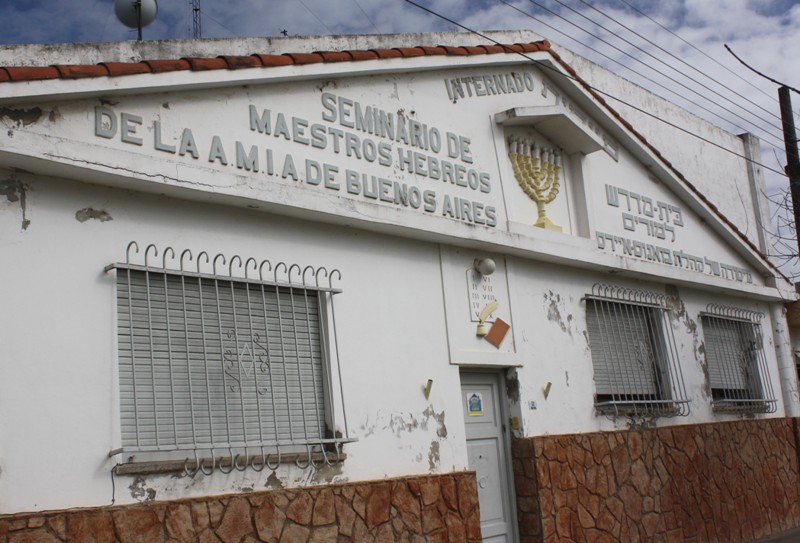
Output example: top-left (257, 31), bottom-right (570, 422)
top-left (191, 0), bottom-right (202, 39)
top-left (115, 0), bottom-right (158, 41)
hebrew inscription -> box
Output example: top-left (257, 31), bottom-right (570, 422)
top-left (597, 184), bottom-right (753, 284)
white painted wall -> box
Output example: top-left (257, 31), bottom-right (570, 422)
top-left (0, 167), bottom-right (789, 513)
top-left (0, 173), bottom-right (467, 512)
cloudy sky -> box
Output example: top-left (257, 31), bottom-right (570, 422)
top-left (2, 0), bottom-right (799, 272)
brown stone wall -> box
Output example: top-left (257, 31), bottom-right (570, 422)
top-left (513, 418), bottom-right (800, 543)
top-left (0, 472), bottom-right (480, 543)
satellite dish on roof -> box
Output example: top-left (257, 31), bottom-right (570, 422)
top-left (115, 0), bottom-right (158, 40)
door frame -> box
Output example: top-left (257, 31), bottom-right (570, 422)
top-left (460, 368), bottom-right (520, 543)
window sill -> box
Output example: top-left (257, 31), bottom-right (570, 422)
top-left (712, 399), bottom-right (777, 415)
top-left (595, 398), bottom-right (690, 418)
top-left (113, 451), bottom-right (347, 476)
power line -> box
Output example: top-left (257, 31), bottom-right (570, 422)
top-left (725, 45), bottom-right (800, 95)
top-left (614, 0), bottom-right (779, 107)
top-left (510, 0), bottom-right (786, 150)
top-left (485, 0), bottom-right (795, 266)
top-left (401, 0), bottom-right (786, 178)
top-left (351, 0), bottom-right (381, 34)
top-left (573, 0), bottom-right (781, 127)
top-left (496, 0), bottom-right (709, 120)
top-left (297, 0), bottom-right (335, 35)
top-left (198, 8), bottom-right (240, 38)
top-left (400, 0), bottom-right (798, 276)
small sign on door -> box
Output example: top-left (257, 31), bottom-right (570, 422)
top-left (467, 392), bottom-right (485, 416)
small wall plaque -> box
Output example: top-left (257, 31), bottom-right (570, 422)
top-left (467, 392), bottom-right (484, 416)
top-left (467, 269), bottom-right (497, 323)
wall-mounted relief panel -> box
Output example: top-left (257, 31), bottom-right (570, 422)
top-left (495, 104), bottom-right (605, 239)
top-left (440, 246), bottom-right (517, 366)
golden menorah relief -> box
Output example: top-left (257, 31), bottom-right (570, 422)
top-left (508, 136), bottom-right (563, 232)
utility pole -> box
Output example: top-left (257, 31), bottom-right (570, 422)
top-left (779, 86), bottom-right (800, 256)
top-left (192, 0), bottom-right (202, 39)
top-left (727, 45), bottom-right (800, 256)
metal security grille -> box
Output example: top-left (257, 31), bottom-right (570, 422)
top-left (107, 242), bottom-right (352, 473)
top-left (584, 284), bottom-right (689, 417)
top-left (701, 305), bottom-right (777, 414)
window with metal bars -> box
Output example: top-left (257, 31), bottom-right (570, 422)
top-left (584, 284), bottom-right (690, 418)
top-left (700, 305), bottom-right (777, 414)
top-left (107, 242), bottom-right (353, 474)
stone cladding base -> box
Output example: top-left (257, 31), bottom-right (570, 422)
top-left (512, 417), bottom-right (800, 543)
top-left (0, 472), bottom-right (480, 543)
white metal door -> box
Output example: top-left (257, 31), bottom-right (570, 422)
top-left (461, 372), bottom-right (517, 543)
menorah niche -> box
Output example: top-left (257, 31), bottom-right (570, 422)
top-left (508, 136), bottom-right (563, 232)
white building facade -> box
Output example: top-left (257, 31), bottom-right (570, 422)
top-left (1, 32), bottom-right (798, 543)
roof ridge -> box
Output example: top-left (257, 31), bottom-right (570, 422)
top-left (0, 40), bottom-right (553, 83)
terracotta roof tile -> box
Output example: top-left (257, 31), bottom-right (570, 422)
top-left (219, 55), bottom-right (262, 69)
top-left (482, 44), bottom-right (507, 55)
top-left (101, 62), bottom-right (152, 76)
top-left (4, 66), bottom-right (60, 81)
top-left (318, 51), bottom-right (352, 63)
top-left (518, 42), bottom-right (543, 53)
top-left (371, 48), bottom-right (402, 59)
top-left (144, 59), bottom-right (191, 73)
top-left (53, 64), bottom-right (110, 78)
top-left (254, 54), bottom-right (294, 67)
top-left (419, 46), bottom-right (447, 56)
top-left (462, 46), bottom-right (489, 55)
top-left (349, 50), bottom-right (379, 61)
top-left (184, 57), bottom-right (228, 71)
top-left (441, 46), bottom-right (468, 56)
top-left (0, 41), bottom-right (557, 84)
top-left (394, 47), bottom-right (425, 58)
top-left (284, 52), bottom-right (324, 65)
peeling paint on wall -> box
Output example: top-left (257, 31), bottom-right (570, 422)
top-left (666, 285), bottom-right (697, 335)
top-left (316, 80), bottom-right (337, 92)
top-left (0, 106), bottom-right (43, 127)
top-left (505, 370), bottom-right (520, 404)
top-left (387, 412), bottom-right (420, 436)
top-left (422, 405), bottom-right (447, 438)
top-left (1, 176), bottom-right (30, 230)
top-left (75, 207), bottom-right (113, 223)
top-left (128, 476), bottom-right (157, 502)
top-left (544, 290), bottom-right (571, 336)
top-left (427, 441), bottom-right (440, 471)
top-left (664, 285), bottom-right (709, 398)
top-left (264, 471), bottom-right (284, 490)
top-left (308, 461), bottom-right (345, 485)
top-left (361, 405), bottom-right (447, 439)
